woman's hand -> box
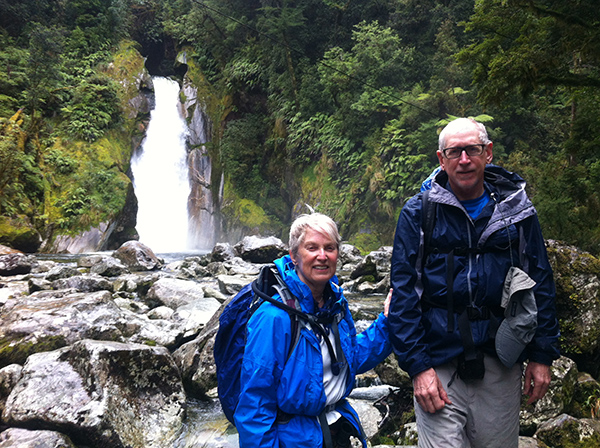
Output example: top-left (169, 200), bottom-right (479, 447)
top-left (384, 288), bottom-right (392, 317)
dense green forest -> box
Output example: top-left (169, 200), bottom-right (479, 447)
top-left (1, 0), bottom-right (599, 254)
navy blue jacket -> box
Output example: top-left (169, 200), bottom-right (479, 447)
top-left (389, 165), bottom-right (560, 378)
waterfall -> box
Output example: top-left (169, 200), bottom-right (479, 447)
top-left (131, 77), bottom-right (191, 253)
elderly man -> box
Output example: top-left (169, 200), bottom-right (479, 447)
top-left (389, 118), bottom-right (560, 447)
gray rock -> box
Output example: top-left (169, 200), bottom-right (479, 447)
top-left (90, 256), bottom-right (130, 277)
top-left (339, 243), bottom-right (363, 265)
top-left (0, 279), bottom-right (28, 305)
top-left (224, 256), bottom-right (261, 275)
top-left (546, 240), bottom-right (600, 378)
top-left (77, 254), bottom-right (105, 268)
top-left (171, 256), bottom-right (211, 279)
top-left (233, 235), bottom-right (287, 263)
top-left (0, 364), bottom-right (23, 418)
top-left (203, 285), bottom-right (228, 303)
top-left (0, 253), bottom-right (32, 276)
top-left (28, 276), bottom-right (52, 293)
top-left (211, 242), bottom-right (235, 262)
top-left (0, 427), bottom-right (76, 448)
top-left (520, 356), bottom-right (578, 434)
top-left (113, 296), bottom-right (150, 314)
top-left (3, 339), bottom-right (186, 448)
top-left (113, 240), bottom-right (163, 271)
top-left (217, 274), bottom-right (257, 296)
top-left (0, 290), bottom-right (184, 367)
top-left (147, 306), bottom-right (175, 320)
top-left (172, 302), bottom-right (222, 399)
top-left (172, 298), bottom-right (221, 338)
top-left (535, 413), bottom-right (600, 447)
top-left (44, 265), bottom-right (80, 281)
top-left (51, 274), bottom-right (113, 292)
top-left (145, 277), bottom-right (207, 309)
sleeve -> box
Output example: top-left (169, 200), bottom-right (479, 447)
top-left (353, 311), bottom-right (393, 374)
top-left (388, 195), bottom-right (434, 378)
top-left (522, 214), bottom-right (561, 365)
top-left (234, 303), bottom-right (292, 448)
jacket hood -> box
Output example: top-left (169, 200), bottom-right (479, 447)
top-left (274, 254), bottom-right (344, 315)
top-left (431, 164), bottom-right (536, 246)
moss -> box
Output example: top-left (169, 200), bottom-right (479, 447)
top-left (0, 335), bottom-right (67, 368)
top-left (0, 216), bottom-right (40, 252)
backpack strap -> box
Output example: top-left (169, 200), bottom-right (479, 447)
top-left (251, 265), bottom-right (346, 375)
top-left (421, 189), bottom-right (437, 266)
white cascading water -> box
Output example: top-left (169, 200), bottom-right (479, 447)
top-left (131, 77), bottom-right (191, 253)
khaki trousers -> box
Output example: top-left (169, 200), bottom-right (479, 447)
top-left (414, 354), bottom-right (522, 448)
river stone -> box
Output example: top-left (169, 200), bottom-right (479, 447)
top-left (224, 256), bottom-right (261, 275)
top-left (51, 273), bottom-right (113, 292)
top-left (520, 356), bottom-right (578, 435)
top-left (0, 290), bottom-right (183, 367)
top-left (216, 274), bottom-right (256, 296)
top-left (171, 256), bottom-right (211, 279)
top-left (2, 339), bottom-right (186, 448)
top-left (0, 364), bottom-right (23, 419)
top-left (0, 427), bottom-right (77, 447)
top-left (172, 300), bottom-right (223, 398)
top-left (0, 279), bottom-right (28, 305)
top-left (77, 254), bottom-right (105, 268)
top-left (0, 245), bottom-right (21, 255)
top-left (44, 265), bottom-right (81, 281)
top-left (534, 413), bottom-right (600, 447)
top-left (172, 298), bottom-right (221, 337)
top-left (113, 240), bottom-right (163, 271)
top-left (0, 253), bottom-right (32, 276)
top-left (211, 242), bottom-right (235, 262)
top-left (233, 235), bottom-right (287, 263)
top-left (546, 240), bottom-right (600, 378)
top-left (145, 277), bottom-right (206, 309)
top-left (339, 243), bottom-right (363, 266)
top-left (90, 256), bottom-right (130, 277)
top-left (348, 398), bottom-right (382, 439)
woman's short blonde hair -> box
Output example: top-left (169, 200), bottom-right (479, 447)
top-left (289, 213), bottom-right (341, 257)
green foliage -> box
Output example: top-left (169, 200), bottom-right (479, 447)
top-left (0, 32), bottom-right (28, 117)
top-left (375, 119), bottom-right (435, 205)
top-left (61, 75), bottom-right (122, 142)
top-left (220, 114), bottom-right (268, 201)
top-left (505, 150), bottom-right (600, 254)
top-left (44, 149), bottom-right (78, 175)
top-left (1, 0), bottom-right (600, 254)
top-left (458, 0), bottom-right (600, 105)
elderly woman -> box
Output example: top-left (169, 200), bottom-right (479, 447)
top-left (234, 213), bottom-right (392, 448)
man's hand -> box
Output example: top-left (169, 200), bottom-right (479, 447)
top-left (413, 368), bottom-right (452, 413)
top-left (523, 361), bottom-right (552, 405)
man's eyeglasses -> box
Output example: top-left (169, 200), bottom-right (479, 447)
top-left (441, 144), bottom-right (486, 159)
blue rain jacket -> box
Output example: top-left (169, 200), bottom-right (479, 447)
top-left (234, 255), bottom-right (392, 447)
top-left (389, 165), bottom-right (560, 378)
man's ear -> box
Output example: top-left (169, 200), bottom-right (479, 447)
top-left (485, 142), bottom-right (494, 164)
top-left (436, 150), bottom-right (446, 170)
top-left (289, 250), bottom-right (295, 265)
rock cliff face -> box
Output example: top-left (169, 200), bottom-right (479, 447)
top-left (41, 43), bottom-right (153, 255)
top-left (1, 239), bottom-right (600, 447)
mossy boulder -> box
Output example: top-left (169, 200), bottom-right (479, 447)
top-left (0, 217), bottom-right (41, 253)
top-left (545, 240), bottom-right (600, 378)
